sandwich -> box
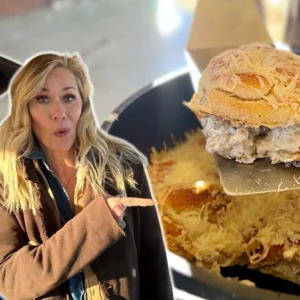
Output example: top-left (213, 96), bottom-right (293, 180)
top-left (184, 43), bottom-right (300, 166)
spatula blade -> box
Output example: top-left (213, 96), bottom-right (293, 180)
top-left (214, 154), bottom-right (300, 196)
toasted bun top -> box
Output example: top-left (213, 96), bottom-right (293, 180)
top-left (185, 43), bottom-right (300, 128)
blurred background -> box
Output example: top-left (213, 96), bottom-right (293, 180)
top-left (1, 0), bottom-right (299, 123)
top-left (0, 0), bottom-right (195, 123)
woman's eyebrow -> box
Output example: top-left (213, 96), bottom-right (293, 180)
top-left (40, 87), bottom-right (76, 92)
top-left (63, 87), bottom-right (76, 91)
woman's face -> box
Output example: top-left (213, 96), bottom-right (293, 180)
top-left (28, 67), bottom-right (83, 154)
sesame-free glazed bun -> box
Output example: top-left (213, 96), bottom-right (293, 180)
top-left (185, 43), bottom-right (300, 128)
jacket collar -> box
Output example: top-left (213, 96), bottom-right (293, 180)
top-left (24, 138), bottom-right (46, 161)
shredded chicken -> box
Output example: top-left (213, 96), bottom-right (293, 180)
top-left (201, 115), bottom-right (300, 166)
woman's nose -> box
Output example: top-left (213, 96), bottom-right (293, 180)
top-left (51, 100), bottom-right (67, 120)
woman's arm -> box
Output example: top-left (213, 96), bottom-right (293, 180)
top-left (0, 196), bottom-right (125, 300)
top-left (135, 162), bottom-right (174, 300)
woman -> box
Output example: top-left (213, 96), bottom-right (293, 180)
top-left (0, 52), bottom-right (174, 300)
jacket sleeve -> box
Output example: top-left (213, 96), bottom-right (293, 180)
top-left (0, 196), bottom-right (125, 300)
top-left (135, 162), bottom-right (174, 300)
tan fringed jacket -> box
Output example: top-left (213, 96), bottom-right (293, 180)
top-left (0, 156), bottom-right (174, 300)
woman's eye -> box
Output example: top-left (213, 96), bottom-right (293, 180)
top-left (64, 95), bottom-right (75, 102)
top-left (36, 96), bottom-right (48, 103)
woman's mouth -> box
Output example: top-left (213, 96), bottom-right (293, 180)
top-left (54, 129), bottom-right (70, 137)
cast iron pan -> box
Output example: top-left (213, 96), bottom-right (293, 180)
top-left (0, 56), bottom-right (20, 95)
top-left (2, 55), bottom-right (300, 300)
top-left (102, 71), bottom-right (300, 300)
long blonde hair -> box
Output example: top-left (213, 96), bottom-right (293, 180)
top-left (0, 52), bottom-right (145, 214)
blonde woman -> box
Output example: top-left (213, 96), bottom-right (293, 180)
top-left (0, 53), bottom-right (173, 300)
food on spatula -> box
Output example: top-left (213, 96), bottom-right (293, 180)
top-left (185, 43), bottom-right (300, 167)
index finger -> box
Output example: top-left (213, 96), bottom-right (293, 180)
top-left (119, 197), bottom-right (155, 207)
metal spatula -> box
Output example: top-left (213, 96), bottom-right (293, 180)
top-left (214, 154), bottom-right (300, 195)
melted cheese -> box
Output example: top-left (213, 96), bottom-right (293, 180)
top-left (200, 43), bottom-right (300, 108)
top-left (147, 129), bottom-right (300, 278)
